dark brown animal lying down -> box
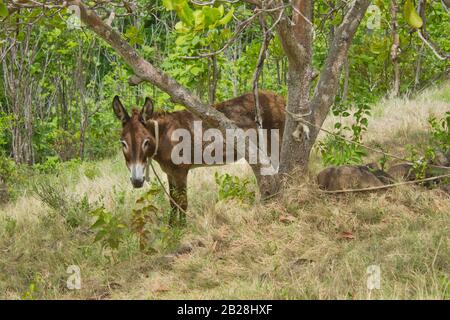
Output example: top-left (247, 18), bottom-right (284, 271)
top-left (113, 91), bottom-right (285, 224)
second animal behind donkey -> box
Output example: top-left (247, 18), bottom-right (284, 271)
top-left (113, 91), bottom-right (285, 224)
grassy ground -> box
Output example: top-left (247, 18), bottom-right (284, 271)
top-left (0, 84), bottom-right (449, 300)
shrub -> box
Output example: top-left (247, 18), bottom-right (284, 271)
top-left (90, 206), bottom-right (128, 250)
top-left (2, 216), bottom-right (17, 237)
top-left (131, 184), bottom-right (183, 253)
top-left (214, 172), bottom-right (255, 203)
top-left (407, 112), bottom-right (450, 179)
top-left (318, 102), bottom-right (370, 166)
top-left (429, 111), bottom-right (449, 154)
top-left (34, 180), bottom-right (91, 229)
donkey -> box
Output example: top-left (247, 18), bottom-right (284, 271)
top-left (113, 91), bottom-right (285, 224)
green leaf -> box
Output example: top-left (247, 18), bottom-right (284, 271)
top-left (175, 1), bottom-right (194, 26)
top-left (0, 2), bottom-right (8, 17)
top-left (162, 0), bottom-right (174, 10)
top-left (17, 32), bottom-right (25, 42)
top-left (125, 26), bottom-right (144, 45)
top-left (190, 66), bottom-right (202, 76)
top-left (94, 230), bottom-right (107, 242)
top-left (202, 6), bottom-right (221, 27)
top-left (403, 0), bottom-right (423, 29)
top-left (218, 7), bottom-right (234, 26)
top-left (91, 219), bottom-right (106, 229)
top-left (193, 10), bottom-right (205, 31)
top-left (175, 21), bottom-right (190, 33)
top-left (175, 34), bottom-right (189, 46)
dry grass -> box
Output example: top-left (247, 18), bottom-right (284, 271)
top-left (0, 84), bottom-right (449, 300)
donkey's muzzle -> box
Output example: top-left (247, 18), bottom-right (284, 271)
top-left (131, 178), bottom-right (144, 188)
top-left (130, 163), bottom-right (145, 188)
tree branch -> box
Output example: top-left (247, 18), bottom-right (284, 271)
top-left (252, 13), bottom-right (273, 129)
top-left (310, 0), bottom-right (371, 127)
top-left (65, 0), bottom-right (238, 132)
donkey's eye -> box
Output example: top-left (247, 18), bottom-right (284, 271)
top-left (120, 140), bottom-right (128, 149)
top-left (142, 139), bottom-right (150, 150)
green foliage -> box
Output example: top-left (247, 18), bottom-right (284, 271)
top-left (125, 26), bottom-right (144, 46)
top-left (214, 172), bottom-right (255, 203)
top-left (2, 216), bottom-right (17, 237)
top-left (131, 184), bottom-right (183, 253)
top-left (0, 153), bottom-right (18, 185)
top-left (90, 206), bottom-right (127, 250)
top-left (406, 112), bottom-right (450, 179)
top-left (33, 156), bottom-right (61, 174)
top-left (34, 180), bottom-right (91, 229)
top-left (404, 0), bottom-right (423, 29)
top-left (319, 136), bottom-right (366, 166)
top-left (407, 145), bottom-right (435, 179)
top-left (131, 186), bottom-right (160, 251)
top-left (84, 162), bottom-right (101, 180)
top-left (318, 103), bottom-right (371, 166)
top-left (429, 111), bottom-right (450, 154)
top-left (0, 0), bottom-right (8, 18)
top-left (20, 273), bottom-right (44, 300)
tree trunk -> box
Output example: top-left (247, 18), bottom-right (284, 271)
top-left (2, 26), bottom-right (36, 165)
top-left (278, 0), bottom-right (372, 175)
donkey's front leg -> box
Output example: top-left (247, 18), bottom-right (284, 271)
top-left (167, 172), bottom-right (188, 226)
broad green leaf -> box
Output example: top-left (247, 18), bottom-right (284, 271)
top-left (218, 7), bottom-right (234, 26)
top-left (403, 0), bottom-right (423, 29)
top-left (175, 34), bottom-right (189, 46)
top-left (175, 21), bottom-right (190, 33)
top-left (162, 0), bottom-right (174, 10)
top-left (0, 2), bottom-right (8, 17)
top-left (91, 219), bottom-right (106, 229)
top-left (176, 2), bottom-right (194, 26)
top-left (202, 6), bottom-right (221, 27)
top-left (190, 66), bottom-right (202, 76)
top-left (193, 10), bottom-right (205, 31)
top-left (218, 5), bottom-right (224, 17)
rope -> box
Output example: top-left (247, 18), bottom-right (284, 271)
top-left (149, 161), bottom-right (188, 215)
top-left (318, 174), bottom-right (450, 194)
top-left (285, 109), bottom-right (449, 193)
top-left (142, 119), bottom-right (188, 216)
top-left (141, 109), bottom-right (447, 202)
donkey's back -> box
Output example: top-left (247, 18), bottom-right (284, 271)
top-left (214, 90), bottom-right (285, 132)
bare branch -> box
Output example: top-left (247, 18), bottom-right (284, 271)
top-left (417, 0), bottom-right (450, 61)
top-left (252, 13), bottom-right (273, 129)
top-left (310, 0), bottom-right (372, 127)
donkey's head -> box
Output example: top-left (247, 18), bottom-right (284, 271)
top-left (112, 96), bottom-right (156, 188)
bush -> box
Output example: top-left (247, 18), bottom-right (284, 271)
top-left (214, 172), bottom-right (255, 203)
top-left (131, 184), bottom-right (183, 253)
top-left (406, 112), bottom-right (450, 179)
top-left (318, 102), bottom-right (370, 166)
top-left (429, 111), bottom-right (449, 154)
top-left (90, 206), bottom-right (128, 250)
top-left (34, 179), bottom-right (91, 229)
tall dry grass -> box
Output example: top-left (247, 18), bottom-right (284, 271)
top-left (0, 84), bottom-right (448, 299)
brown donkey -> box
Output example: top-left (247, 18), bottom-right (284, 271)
top-left (113, 91), bottom-right (285, 224)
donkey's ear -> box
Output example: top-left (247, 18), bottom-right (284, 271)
top-left (140, 97), bottom-right (154, 122)
top-left (112, 96), bottom-right (129, 124)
